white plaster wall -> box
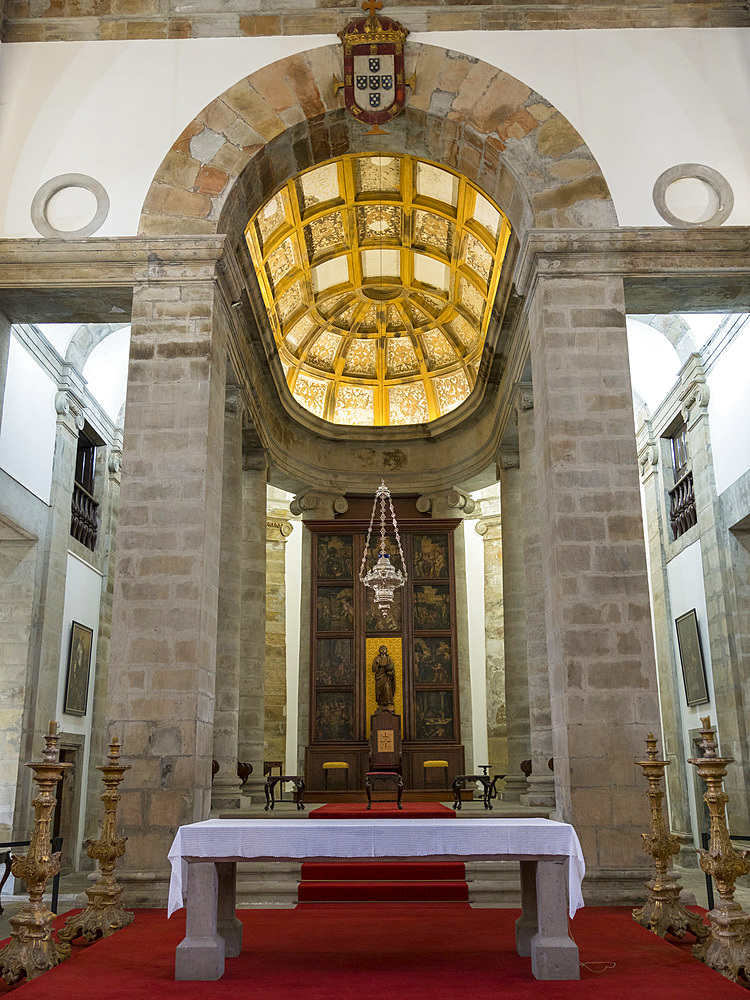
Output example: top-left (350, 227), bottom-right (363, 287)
top-left (57, 551), bottom-right (102, 866)
top-left (707, 323), bottom-right (750, 495)
top-left (0, 30), bottom-right (749, 236)
top-left (285, 519), bottom-right (302, 774)
top-left (627, 318), bottom-right (681, 414)
top-left (82, 325), bottom-right (131, 424)
top-left (0, 36), bottom-right (335, 238)
top-left (464, 518), bottom-right (489, 770)
top-left (0, 333), bottom-right (57, 504)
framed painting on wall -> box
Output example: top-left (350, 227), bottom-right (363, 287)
top-left (675, 609), bottom-right (709, 707)
top-left (64, 621), bottom-right (93, 716)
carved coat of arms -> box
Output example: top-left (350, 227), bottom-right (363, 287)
top-left (336, 1), bottom-right (413, 133)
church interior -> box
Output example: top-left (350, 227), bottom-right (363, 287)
top-left (0, 0), bottom-right (749, 989)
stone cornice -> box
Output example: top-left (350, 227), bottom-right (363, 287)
top-left (3, 3), bottom-right (747, 43)
top-left (514, 228), bottom-right (750, 307)
top-left (0, 236), bottom-right (229, 290)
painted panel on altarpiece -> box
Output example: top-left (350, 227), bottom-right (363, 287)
top-left (414, 636), bottom-right (452, 685)
top-left (315, 691), bottom-right (354, 741)
top-left (316, 638), bottom-right (354, 686)
top-left (412, 534), bottom-right (449, 579)
top-left (415, 691), bottom-right (454, 740)
top-left (316, 586), bottom-right (354, 631)
top-left (413, 584), bottom-right (451, 630)
top-left (317, 535), bottom-right (353, 579)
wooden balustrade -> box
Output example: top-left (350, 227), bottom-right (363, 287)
top-left (669, 470), bottom-right (696, 540)
top-left (70, 482), bottom-right (98, 551)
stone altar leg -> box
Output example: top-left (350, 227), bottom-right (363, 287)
top-left (216, 862), bottom-right (242, 958)
top-left (515, 860), bottom-right (538, 956)
top-left (530, 859), bottom-right (579, 981)
top-left (175, 862), bottom-right (225, 981)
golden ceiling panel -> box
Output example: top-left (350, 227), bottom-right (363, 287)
top-left (245, 152), bottom-right (511, 427)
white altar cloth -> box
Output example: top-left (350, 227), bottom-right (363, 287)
top-left (167, 816), bottom-right (585, 918)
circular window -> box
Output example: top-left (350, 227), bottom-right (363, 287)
top-left (31, 174), bottom-right (110, 238)
top-left (653, 164), bottom-right (733, 228)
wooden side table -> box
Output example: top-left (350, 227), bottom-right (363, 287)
top-left (452, 774), bottom-right (505, 810)
top-left (264, 775), bottom-right (306, 811)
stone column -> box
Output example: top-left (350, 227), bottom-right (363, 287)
top-left (107, 259), bottom-right (228, 899)
top-left (211, 388), bottom-right (243, 812)
top-left (498, 450), bottom-right (531, 801)
top-left (82, 429), bottom-right (124, 843)
top-left (679, 357), bottom-right (750, 829)
top-left (516, 385), bottom-right (555, 808)
top-left (526, 272), bottom-right (661, 897)
top-left (432, 488), bottom-right (475, 772)
top-left (475, 513), bottom-right (507, 775)
top-left (238, 445), bottom-right (267, 802)
top-left (636, 426), bottom-right (693, 848)
top-left (264, 516), bottom-right (292, 768)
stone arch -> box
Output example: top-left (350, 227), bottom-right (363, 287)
top-left (65, 322), bottom-right (129, 372)
top-left (636, 314), bottom-right (698, 364)
top-left (139, 42), bottom-right (616, 246)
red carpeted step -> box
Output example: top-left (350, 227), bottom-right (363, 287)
top-left (301, 861), bottom-right (466, 881)
top-left (298, 879), bottom-right (469, 902)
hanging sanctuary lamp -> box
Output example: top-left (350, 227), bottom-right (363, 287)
top-left (359, 480), bottom-right (407, 615)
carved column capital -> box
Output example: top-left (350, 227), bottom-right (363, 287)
top-left (678, 356), bottom-right (710, 428)
top-left (54, 388), bottom-right (86, 433)
top-left (445, 488), bottom-right (476, 515)
top-left (267, 517), bottom-right (293, 541)
top-left (514, 382), bottom-right (534, 414)
top-left (416, 495), bottom-right (432, 514)
top-left (225, 387), bottom-right (243, 417)
top-left (476, 513), bottom-right (502, 539)
top-left (638, 437), bottom-right (659, 483)
top-left (242, 446), bottom-right (268, 474)
top-left (289, 492), bottom-right (319, 517)
top-left (498, 448), bottom-right (520, 472)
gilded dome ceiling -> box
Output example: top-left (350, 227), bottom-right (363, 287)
top-left (245, 153), bottom-right (511, 427)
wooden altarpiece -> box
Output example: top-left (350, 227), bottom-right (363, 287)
top-left (305, 496), bottom-right (465, 792)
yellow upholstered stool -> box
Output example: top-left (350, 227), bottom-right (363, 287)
top-left (323, 761), bottom-right (349, 791)
top-left (423, 759), bottom-right (449, 789)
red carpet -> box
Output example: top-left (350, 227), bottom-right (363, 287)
top-left (298, 861), bottom-right (469, 902)
top-left (3, 905), bottom-right (746, 1000)
top-left (309, 802), bottom-right (455, 819)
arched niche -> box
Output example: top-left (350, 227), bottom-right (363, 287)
top-left (137, 43), bottom-right (617, 493)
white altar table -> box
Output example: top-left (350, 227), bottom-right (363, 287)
top-left (167, 816), bottom-right (585, 982)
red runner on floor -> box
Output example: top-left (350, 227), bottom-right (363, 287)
top-left (4, 905), bottom-right (745, 1000)
top-left (308, 802), bottom-right (455, 819)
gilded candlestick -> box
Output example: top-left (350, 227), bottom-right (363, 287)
top-left (0, 723), bottom-right (72, 983)
top-left (632, 732), bottom-right (708, 939)
top-left (58, 738), bottom-right (133, 947)
top-left (688, 716), bottom-right (750, 986)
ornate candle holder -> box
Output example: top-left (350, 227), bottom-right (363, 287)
top-left (0, 723), bottom-right (72, 983)
top-left (632, 732), bottom-right (708, 940)
top-left (688, 716), bottom-right (750, 985)
top-left (58, 738), bottom-right (132, 948)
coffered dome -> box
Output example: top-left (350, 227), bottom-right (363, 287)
top-left (245, 153), bottom-right (511, 427)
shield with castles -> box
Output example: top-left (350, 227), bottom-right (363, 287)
top-left (339, 1), bottom-right (409, 129)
